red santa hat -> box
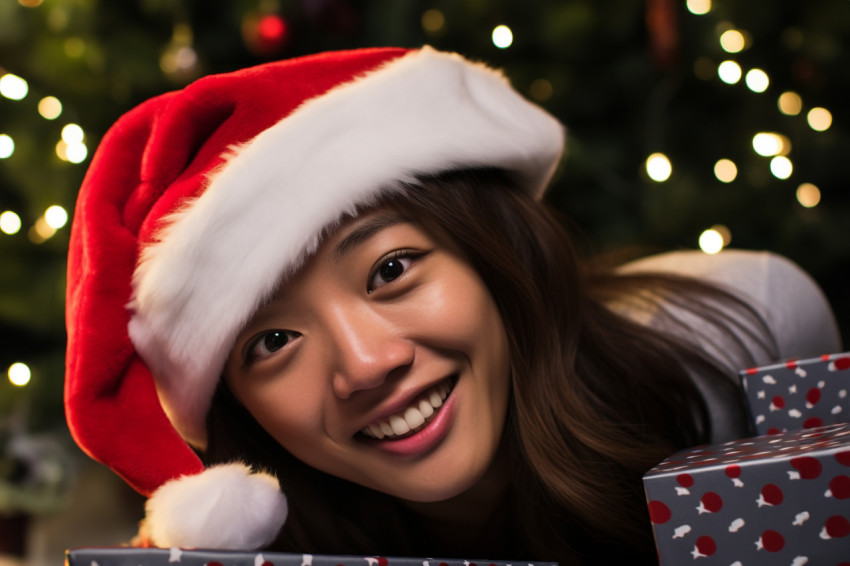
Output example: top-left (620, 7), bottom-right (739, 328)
top-left (65, 46), bottom-right (564, 550)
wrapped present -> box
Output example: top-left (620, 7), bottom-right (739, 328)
top-left (66, 548), bottom-right (555, 566)
top-left (739, 352), bottom-right (850, 436)
top-left (643, 423), bottom-right (850, 565)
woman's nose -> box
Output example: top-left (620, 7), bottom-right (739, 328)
top-left (326, 304), bottom-right (414, 399)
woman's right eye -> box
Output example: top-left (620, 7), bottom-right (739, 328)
top-left (247, 329), bottom-right (300, 363)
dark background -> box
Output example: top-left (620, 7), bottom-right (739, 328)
top-left (0, 0), bottom-right (847, 512)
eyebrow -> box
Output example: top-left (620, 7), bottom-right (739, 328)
top-left (332, 213), bottom-right (406, 261)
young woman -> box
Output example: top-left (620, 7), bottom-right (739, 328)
top-left (65, 47), bottom-right (841, 565)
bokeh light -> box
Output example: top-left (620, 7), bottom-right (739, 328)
top-left (62, 123), bottom-right (84, 144)
top-left (45, 205), bottom-right (68, 229)
top-left (807, 107), bottom-right (832, 132)
top-left (745, 68), bottom-right (769, 93)
top-left (422, 9), bottom-right (445, 33)
top-left (0, 134), bottom-right (14, 158)
top-left (714, 159), bottom-right (738, 183)
top-left (30, 217), bottom-right (56, 243)
top-left (719, 30), bottom-right (745, 53)
top-left (770, 156), bottom-right (793, 179)
top-left (717, 61), bottom-right (742, 84)
top-left (0, 211), bottom-right (22, 235)
top-left (492, 25), bottom-right (513, 49)
top-left (699, 228), bottom-right (727, 254)
top-left (796, 183), bottom-right (821, 208)
top-left (778, 91), bottom-right (802, 116)
top-left (752, 132), bottom-right (790, 157)
top-left (686, 0), bottom-right (712, 15)
top-left (8, 362), bottom-right (31, 387)
top-left (38, 96), bottom-right (63, 119)
top-left (529, 79), bottom-right (553, 101)
top-left (645, 153), bottom-right (672, 182)
top-left (0, 73), bottom-right (28, 100)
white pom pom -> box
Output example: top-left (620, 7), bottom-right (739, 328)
top-left (146, 462), bottom-right (288, 549)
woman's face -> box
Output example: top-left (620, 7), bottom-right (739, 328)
top-left (224, 208), bottom-right (512, 502)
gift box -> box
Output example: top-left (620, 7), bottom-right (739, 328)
top-left (66, 548), bottom-right (555, 566)
top-left (643, 423), bottom-right (850, 565)
top-left (739, 352), bottom-right (850, 436)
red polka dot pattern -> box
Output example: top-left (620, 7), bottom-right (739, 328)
top-left (739, 353), bottom-right (850, 436)
top-left (644, 422), bottom-right (850, 564)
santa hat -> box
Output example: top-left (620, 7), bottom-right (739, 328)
top-left (65, 46), bottom-right (564, 550)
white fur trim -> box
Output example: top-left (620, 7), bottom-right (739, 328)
top-left (128, 46), bottom-right (564, 446)
top-left (146, 463), bottom-right (287, 550)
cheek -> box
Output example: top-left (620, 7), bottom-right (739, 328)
top-left (232, 375), bottom-right (327, 449)
top-left (419, 268), bottom-right (503, 339)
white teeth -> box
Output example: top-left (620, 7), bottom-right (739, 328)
top-left (418, 399), bottom-right (434, 419)
top-left (390, 415), bottom-right (410, 436)
top-left (404, 406), bottom-right (426, 429)
top-left (368, 424), bottom-right (384, 439)
top-left (361, 379), bottom-right (454, 440)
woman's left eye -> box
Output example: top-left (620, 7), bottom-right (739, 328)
top-left (368, 252), bottom-right (415, 292)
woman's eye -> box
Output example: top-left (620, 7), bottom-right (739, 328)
top-left (368, 253), bottom-right (414, 291)
top-left (248, 329), bottom-right (300, 363)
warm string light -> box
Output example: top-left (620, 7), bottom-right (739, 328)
top-left (699, 225), bottom-right (731, 254)
top-left (807, 107), bottom-right (832, 131)
top-left (778, 91), bottom-right (803, 116)
top-left (56, 123), bottom-right (88, 163)
top-left (161, 23), bottom-right (199, 80)
top-left (745, 68), bottom-right (769, 93)
top-left (26, 205), bottom-right (69, 243)
top-left (645, 153), bottom-right (672, 182)
top-left (8, 362), bottom-right (31, 387)
top-left (714, 159), bottom-right (738, 183)
top-left (0, 133), bottom-right (14, 158)
top-left (717, 60), bottom-right (742, 84)
top-left (0, 73), bottom-right (28, 100)
top-left (491, 25), bottom-right (513, 49)
top-left (421, 9), bottom-right (445, 33)
top-left (0, 211), bottom-right (22, 235)
top-left (719, 30), bottom-right (745, 53)
top-left (529, 79), bottom-right (553, 102)
top-left (681, 11), bottom-right (833, 233)
top-left (686, 0), bottom-right (712, 16)
top-left (752, 133), bottom-right (791, 157)
top-left (38, 96), bottom-right (62, 119)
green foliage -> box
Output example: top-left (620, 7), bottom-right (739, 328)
top-left (0, 0), bottom-right (848, 433)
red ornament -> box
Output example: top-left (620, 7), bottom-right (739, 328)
top-left (243, 13), bottom-right (289, 56)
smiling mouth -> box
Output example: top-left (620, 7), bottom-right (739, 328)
top-left (359, 377), bottom-right (456, 441)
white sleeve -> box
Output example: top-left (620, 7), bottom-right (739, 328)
top-left (619, 249), bottom-right (842, 367)
top-left (617, 249), bottom-right (842, 442)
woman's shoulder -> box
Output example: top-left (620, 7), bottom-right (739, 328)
top-left (618, 249), bottom-right (842, 363)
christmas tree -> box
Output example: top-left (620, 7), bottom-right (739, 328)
top-left (1, 0), bottom-right (848, 513)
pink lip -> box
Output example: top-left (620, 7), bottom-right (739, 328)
top-left (363, 390), bottom-right (456, 457)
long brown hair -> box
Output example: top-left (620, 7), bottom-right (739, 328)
top-left (205, 168), bottom-right (769, 564)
